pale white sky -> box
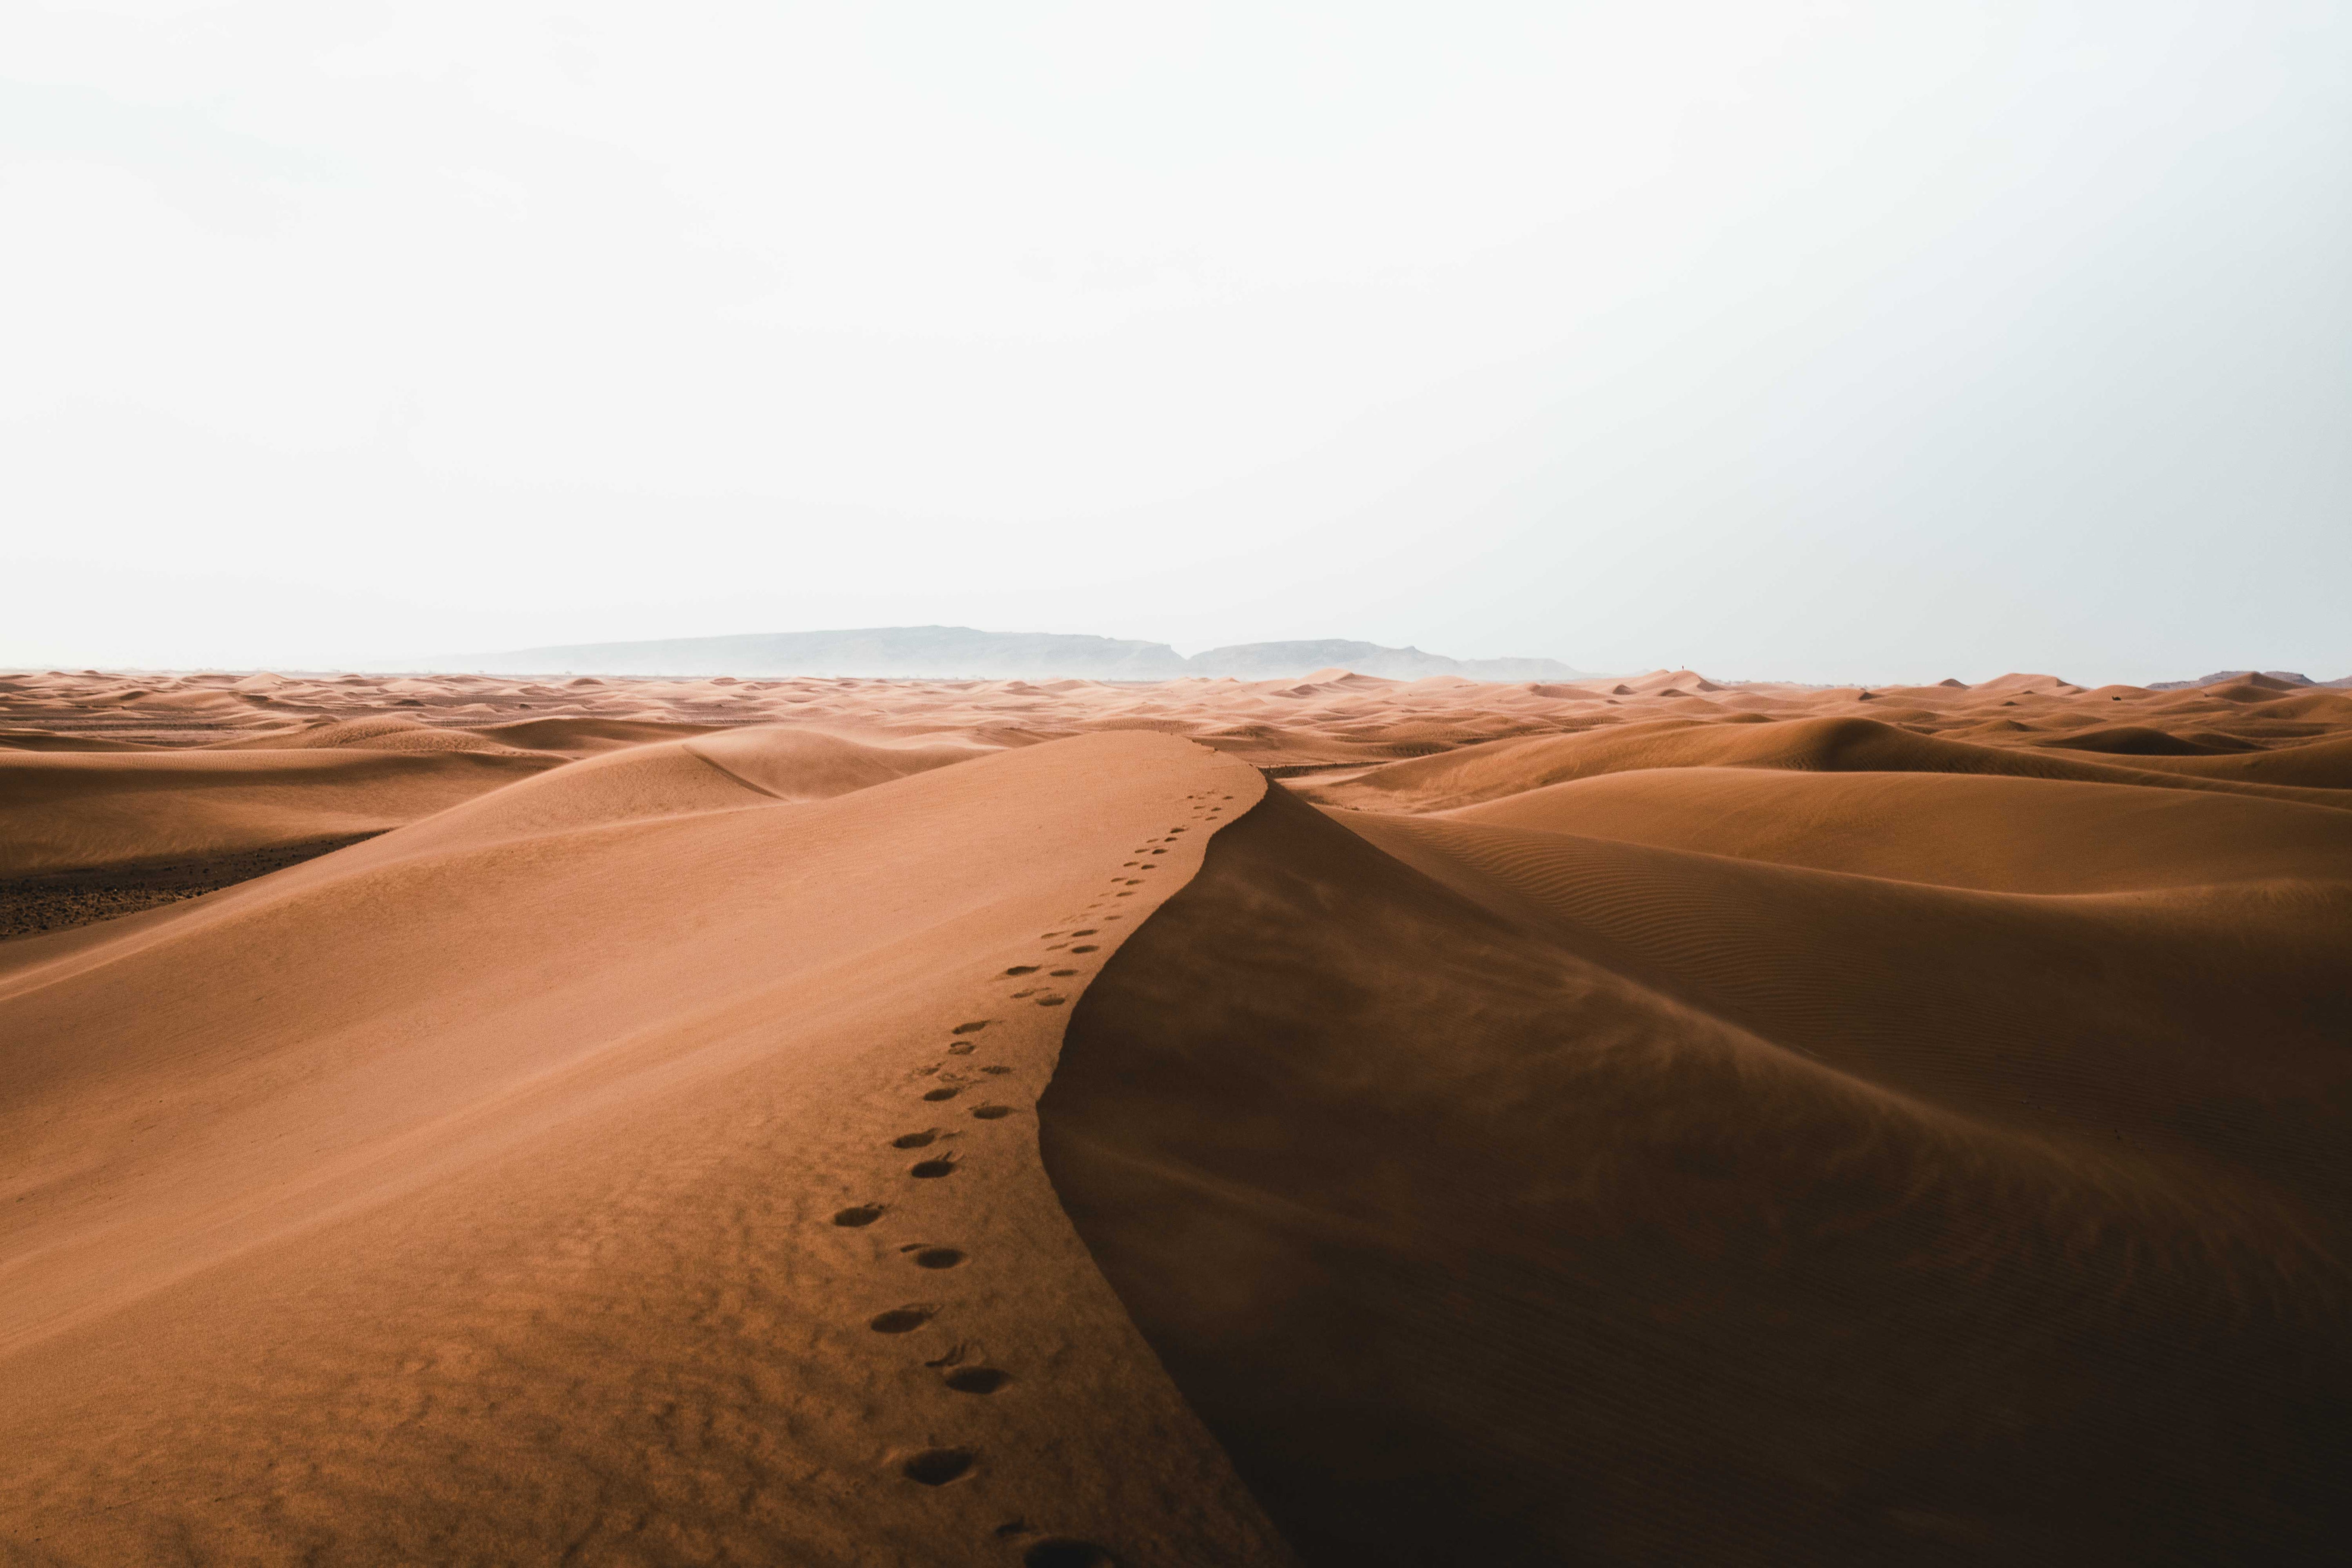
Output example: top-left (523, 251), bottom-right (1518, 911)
top-left (4, 0), bottom-right (2346, 682)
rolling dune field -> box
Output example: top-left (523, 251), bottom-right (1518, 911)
top-left (2, 665), bottom-right (2348, 1565)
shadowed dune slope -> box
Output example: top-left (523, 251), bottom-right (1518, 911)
top-left (0, 748), bottom-right (559, 878)
top-left (2016, 724), bottom-right (2227, 755)
top-left (0, 733), bottom-right (1285, 1568)
top-left (204, 717), bottom-right (553, 755)
top-left (0, 731), bottom-right (152, 753)
top-left (1306, 716), bottom-right (2352, 814)
top-left (2041, 733), bottom-right (2352, 790)
top-left (1443, 766), bottom-right (2352, 893)
top-left (1042, 785), bottom-right (2352, 1567)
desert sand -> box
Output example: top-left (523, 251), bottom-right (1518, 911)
top-left (2, 664), bottom-right (2349, 1564)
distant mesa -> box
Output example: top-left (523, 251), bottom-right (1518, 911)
top-left (402, 626), bottom-right (1601, 684)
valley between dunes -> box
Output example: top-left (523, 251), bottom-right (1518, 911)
top-left (2, 666), bottom-right (2349, 1566)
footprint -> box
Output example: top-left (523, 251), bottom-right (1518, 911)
top-left (944, 1366), bottom-right (1012, 1394)
top-left (910, 1156), bottom-right (958, 1179)
top-left (901, 1447), bottom-right (976, 1485)
top-left (923, 1085), bottom-right (962, 1102)
top-left (910, 1246), bottom-right (967, 1270)
top-left (1069, 944), bottom-right (1098, 954)
top-left (947, 1041), bottom-right (976, 1055)
top-left (1038, 995), bottom-right (1067, 1006)
top-left (1049, 969), bottom-right (1076, 977)
top-left (869, 1304), bottom-right (937, 1333)
top-left (981, 1065), bottom-right (1013, 1076)
top-left (971, 1105), bottom-right (1013, 1120)
top-left (833, 1205), bottom-right (886, 1227)
top-left (951, 1022), bottom-right (990, 1036)
top-left (892, 1131), bottom-right (939, 1149)
top-left (1004, 965), bottom-right (1040, 976)
top-left (1070, 929), bottom-right (1097, 936)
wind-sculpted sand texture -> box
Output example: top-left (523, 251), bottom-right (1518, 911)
top-left (0, 731), bottom-right (1284, 1566)
top-left (3, 664), bottom-right (2350, 1564)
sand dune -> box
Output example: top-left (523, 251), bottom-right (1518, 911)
top-left (0, 749), bottom-right (558, 879)
top-left (0, 745), bottom-right (566, 941)
top-left (3, 663), bottom-right (2348, 1564)
top-left (1443, 766), bottom-right (2352, 892)
top-left (1302, 714), bottom-right (2352, 813)
top-left (1048, 786), bottom-right (2351, 1564)
top-left (0, 733), bottom-right (1285, 1566)
top-left (2056, 733), bottom-right (2352, 790)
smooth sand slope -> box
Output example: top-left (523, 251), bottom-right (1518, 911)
top-left (4, 665), bottom-right (2350, 1565)
top-left (0, 732), bottom-right (1284, 1567)
top-left (1047, 783), bottom-right (2352, 1565)
top-left (1441, 765), bottom-right (2352, 893)
top-left (1297, 713), bottom-right (2352, 813)
top-left (0, 748), bottom-right (559, 880)
top-left (0, 727), bottom-right (987, 940)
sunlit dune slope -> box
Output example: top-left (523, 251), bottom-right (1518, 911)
top-left (223, 715), bottom-right (726, 757)
top-left (360, 726), bottom-right (995, 858)
top-left (1304, 715), bottom-right (2352, 813)
top-left (1044, 783), bottom-right (2352, 1566)
top-left (0, 733), bottom-right (1285, 1568)
top-left (685, 725), bottom-right (995, 801)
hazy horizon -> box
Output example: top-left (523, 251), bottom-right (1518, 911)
top-left (7, 2), bottom-right (2347, 685)
top-left (9, 616), bottom-right (2337, 688)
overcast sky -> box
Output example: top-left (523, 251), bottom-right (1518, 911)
top-left (5, 1), bottom-right (2346, 682)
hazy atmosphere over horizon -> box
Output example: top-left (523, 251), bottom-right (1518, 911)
top-left (5, 1), bottom-right (2346, 684)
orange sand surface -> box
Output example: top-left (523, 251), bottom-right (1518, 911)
top-left (2, 665), bottom-right (2348, 1564)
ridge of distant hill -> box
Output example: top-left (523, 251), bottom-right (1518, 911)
top-left (403, 626), bottom-right (1599, 682)
top-left (2148, 670), bottom-right (2352, 691)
